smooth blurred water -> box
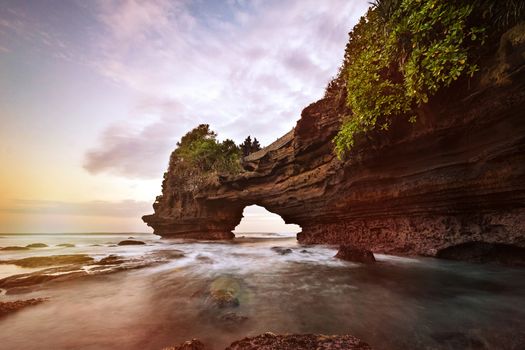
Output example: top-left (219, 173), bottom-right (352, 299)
top-left (0, 233), bottom-right (524, 350)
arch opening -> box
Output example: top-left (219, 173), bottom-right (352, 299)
top-left (233, 205), bottom-right (301, 238)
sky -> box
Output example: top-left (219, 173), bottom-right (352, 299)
top-left (0, 0), bottom-right (370, 233)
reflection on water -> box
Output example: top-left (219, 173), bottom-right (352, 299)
top-left (0, 233), bottom-right (524, 350)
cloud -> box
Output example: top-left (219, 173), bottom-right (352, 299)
top-left (83, 97), bottom-right (193, 178)
top-left (2, 0), bottom-right (370, 179)
top-left (1, 199), bottom-right (151, 218)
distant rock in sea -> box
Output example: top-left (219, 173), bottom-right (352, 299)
top-left (57, 243), bottom-right (75, 248)
top-left (117, 240), bottom-right (146, 246)
top-left (26, 243), bottom-right (49, 248)
top-left (0, 246), bottom-right (30, 251)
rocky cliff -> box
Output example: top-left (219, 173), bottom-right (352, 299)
top-left (143, 24), bottom-right (525, 258)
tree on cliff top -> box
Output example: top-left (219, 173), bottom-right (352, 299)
top-left (166, 124), bottom-right (241, 190)
top-left (240, 136), bottom-right (262, 157)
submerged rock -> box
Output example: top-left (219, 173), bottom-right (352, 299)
top-left (335, 246), bottom-right (375, 263)
top-left (57, 243), bottom-right (75, 248)
top-left (117, 240), bottom-right (146, 246)
top-left (26, 243), bottom-right (48, 248)
top-left (271, 247), bottom-right (292, 255)
top-left (209, 289), bottom-right (239, 308)
top-left (220, 312), bottom-right (249, 326)
top-left (0, 298), bottom-right (47, 317)
top-left (226, 333), bottom-right (372, 350)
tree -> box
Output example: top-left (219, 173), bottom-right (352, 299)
top-left (240, 136), bottom-right (252, 157)
top-left (251, 138), bottom-right (261, 153)
top-left (240, 136), bottom-right (262, 157)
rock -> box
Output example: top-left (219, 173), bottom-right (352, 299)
top-left (335, 246), bottom-right (376, 263)
top-left (117, 240), bottom-right (145, 246)
top-left (26, 243), bottom-right (48, 248)
top-left (225, 333), bottom-right (372, 350)
top-left (143, 24), bottom-right (525, 262)
top-left (163, 339), bottom-right (207, 350)
top-left (98, 255), bottom-right (126, 265)
top-left (209, 289), bottom-right (239, 308)
top-left (0, 298), bottom-right (47, 317)
top-left (0, 255), bottom-right (94, 268)
top-left (300, 249), bottom-right (309, 254)
top-left (57, 243), bottom-right (75, 248)
top-left (0, 246), bottom-right (30, 251)
top-left (271, 247), bottom-right (292, 255)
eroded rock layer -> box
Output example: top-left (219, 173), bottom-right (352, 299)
top-left (144, 25), bottom-right (525, 258)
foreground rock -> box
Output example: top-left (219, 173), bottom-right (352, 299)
top-left (143, 24), bottom-right (525, 263)
top-left (117, 240), bottom-right (145, 246)
top-left (165, 334), bottom-right (372, 350)
top-left (226, 333), bottom-right (372, 350)
top-left (163, 339), bottom-right (206, 350)
top-left (335, 246), bottom-right (376, 263)
top-left (0, 298), bottom-right (47, 317)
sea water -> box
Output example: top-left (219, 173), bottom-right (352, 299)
top-left (0, 232), bottom-right (524, 349)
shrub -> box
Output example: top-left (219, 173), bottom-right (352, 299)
top-left (333, 0), bottom-right (488, 158)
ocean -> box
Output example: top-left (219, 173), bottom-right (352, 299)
top-left (0, 232), bottom-right (524, 349)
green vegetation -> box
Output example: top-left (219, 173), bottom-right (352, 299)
top-left (332, 0), bottom-right (524, 158)
top-left (167, 124), bottom-right (241, 190)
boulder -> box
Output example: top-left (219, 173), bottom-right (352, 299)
top-left (335, 246), bottom-right (375, 263)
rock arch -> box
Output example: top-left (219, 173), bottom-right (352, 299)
top-left (143, 33), bottom-right (525, 258)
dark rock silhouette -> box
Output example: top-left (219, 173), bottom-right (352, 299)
top-left (117, 240), bottom-right (145, 246)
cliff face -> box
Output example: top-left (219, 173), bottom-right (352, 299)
top-left (143, 25), bottom-right (525, 257)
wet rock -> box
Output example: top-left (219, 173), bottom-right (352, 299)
top-left (300, 249), bottom-right (309, 254)
top-left (209, 289), bottom-right (239, 308)
top-left (117, 240), bottom-right (146, 246)
top-left (225, 333), bottom-right (372, 350)
top-left (0, 254), bottom-right (94, 268)
top-left (207, 276), bottom-right (244, 309)
top-left (98, 255), bottom-right (126, 265)
top-left (57, 243), bottom-right (75, 248)
top-left (0, 246), bottom-right (30, 251)
top-left (0, 298), bottom-right (47, 317)
top-left (271, 247), bottom-right (292, 255)
top-left (26, 243), bottom-right (48, 248)
top-left (163, 339), bottom-right (207, 350)
top-left (335, 246), bottom-right (375, 263)
top-left (196, 255), bottom-right (213, 263)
